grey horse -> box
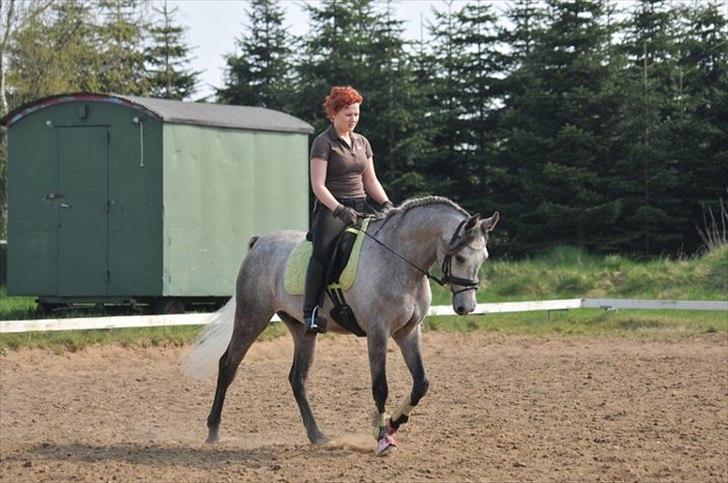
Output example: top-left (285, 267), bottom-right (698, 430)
top-left (184, 196), bottom-right (499, 455)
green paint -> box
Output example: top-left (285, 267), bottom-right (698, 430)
top-left (162, 124), bottom-right (308, 296)
top-left (8, 101), bottom-right (164, 298)
top-left (6, 96), bottom-right (309, 302)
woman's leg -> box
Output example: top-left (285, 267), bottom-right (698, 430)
top-left (302, 204), bottom-right (347, 334)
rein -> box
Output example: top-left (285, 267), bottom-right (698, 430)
top-left (350, 217), bottom-right (480, 294)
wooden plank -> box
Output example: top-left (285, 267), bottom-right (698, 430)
top-left (582, 299), bottom-right (728, 311)
top-left (428, 299), bottom-right (583, 316)
top-left (1, 299), bottom-right (725, 334)
top-left (0, 313), bottom-right (282, 334)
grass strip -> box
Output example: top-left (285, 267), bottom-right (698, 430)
top-left (1, 309), bottom-right (724, 354)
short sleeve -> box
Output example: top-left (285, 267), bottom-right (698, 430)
top-left (363, 137), bottom-right (373, 158)
top-left (310, 136), bottom-right (330, 162)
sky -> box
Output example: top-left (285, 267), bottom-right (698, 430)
top-left (167, 0), bottom-right (469, 101)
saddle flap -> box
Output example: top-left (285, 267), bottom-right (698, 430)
top-left (283, 218), bottom-right (370, 296)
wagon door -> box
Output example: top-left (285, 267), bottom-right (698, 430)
top-left (57, 126), bottom-right (109, 296)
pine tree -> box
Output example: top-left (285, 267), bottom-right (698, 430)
top-left (423, 2), bottom-right (466, 201)
top-left (354, 0), bottom-right (423, 198)
top-left (493, 0), bottom-right (547, 250)
top-left (294, 0), bottom-right (382, 131)
top-left (96, 0), bottom-right (149, 96)
top-left (613, 0), bottom-right (683, 254)
top-left (497, 0), bottom-right (625, 255)
top-left (145, 1), bottom-right (199, 100)
top-left (424, 1), bottom-right (505, 213)
top-left (452, 1), bottom-right (504, 212)
top-left (674, 1), bottom-right (728, 252)
top-left (501, 0), bottom-right (546, 66)
top-left (293, 0), bottom-right (420, 201)
top-left (392, 13), bottom-right (438, 199)
top-left (216, 0), bottom-right (292, 110)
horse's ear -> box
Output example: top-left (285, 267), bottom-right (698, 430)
top-left (464, 214), bottom-right (481, 231)
top-left (446, 214), bottom-right (482, 255)
top-left (480, 212), bottom-right (500, 233)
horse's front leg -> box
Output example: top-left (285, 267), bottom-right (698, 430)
top-left (367, 327), bottom-right (396, 456)
top-left (389, 324), bottom-right (429, 434)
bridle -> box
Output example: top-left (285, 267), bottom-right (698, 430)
top-left (438, 219), bottom-right (481, 294)
top-left (352, 217), bottom-right (480, 295)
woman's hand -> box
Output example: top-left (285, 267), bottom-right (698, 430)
top-left (381, 201), bottom-right (394, 214)
top-left (333, 204), bottom-right (362, 226)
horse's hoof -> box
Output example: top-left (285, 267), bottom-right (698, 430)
top-left (375, 433), bottom-right (397, 456)
top-left (311, 433), bottom-right (329, 445)
top-left (205, 430), bottom-right (219, 444)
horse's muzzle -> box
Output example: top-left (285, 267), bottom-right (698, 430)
top-left (455, 305), bottom-right (469, 315)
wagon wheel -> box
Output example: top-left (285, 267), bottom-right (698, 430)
top-left (153, 298), bottom-right (186, 315)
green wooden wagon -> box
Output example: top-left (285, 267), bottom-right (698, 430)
top-left (2, 93), bottom-right (313, 313)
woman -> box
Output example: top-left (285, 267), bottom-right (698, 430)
top-left (303, 86), bottom-right (394, 335)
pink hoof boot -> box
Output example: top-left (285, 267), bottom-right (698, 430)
top-left (375, 433), bottom-right (397, 456)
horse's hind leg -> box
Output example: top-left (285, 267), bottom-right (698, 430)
top-left (206, 302), bottom-right (272, 443)
top-left (279, 312), bottom-right (327, 444)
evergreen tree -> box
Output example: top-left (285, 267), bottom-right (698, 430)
top-left (217, 0), bottom-right (292, 110)
top-left (145, 1), bottom-right (199, 100)
top-left (393, 13), bottom-right (438, 199)
top-left (674, 1), bottom-right (728, 252)
top-left (497, 0), bottom-right (625, 255)
top-left (294, 0), bottom-right (419, 201)
top-left (501, 0), bottom-right (546, 65)
top-left (493, 0), bottom-right (547, 251)
top-left (452, 1), bottom-right (505, 212)
top-left (355, 0), bottom-right (424, 198)
top-left (96, 0), bottom-right (149, 96)
top-left (423, 2), bottom-right (466, 201)
top-left (614, 0), bottom-right (683, 254)
top-left (294, 0), bottom-right (382, 131)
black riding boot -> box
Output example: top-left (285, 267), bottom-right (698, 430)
top-left (303, 256), bottom-right (328, 334)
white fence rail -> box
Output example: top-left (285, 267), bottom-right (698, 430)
top-left (1, 298), bottom-right (725, 334)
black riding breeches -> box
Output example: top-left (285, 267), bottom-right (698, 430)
top-left (303, 197), bottom-right (376, 315)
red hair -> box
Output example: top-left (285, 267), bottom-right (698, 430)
top-left (323, 86), bottom-right (363, 119)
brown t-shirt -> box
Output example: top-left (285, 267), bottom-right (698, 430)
top-left (309, 125), bottom-right (373, 199)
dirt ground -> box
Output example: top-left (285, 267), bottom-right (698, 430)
top-left (1, 331), bottom-right (726, 482)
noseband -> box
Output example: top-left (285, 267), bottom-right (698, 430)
top-left (353, 217), bottom-right (480, 295)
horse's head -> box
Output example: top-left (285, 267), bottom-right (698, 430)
top-left (438, 212), bottom-right (499, 315)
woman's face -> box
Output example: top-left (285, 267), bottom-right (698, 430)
top-left (332, 103), bottom-right (360, 133)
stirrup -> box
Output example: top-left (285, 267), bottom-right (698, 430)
top-left (304, 306), bottom-right (327, 335)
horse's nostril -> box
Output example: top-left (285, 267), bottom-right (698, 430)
top-left (455, 306), bottom-right (466, 315)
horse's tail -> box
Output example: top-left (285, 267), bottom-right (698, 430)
top-left (183, 296), bottom-right (237, 379)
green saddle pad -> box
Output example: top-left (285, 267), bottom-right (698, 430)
top-left (284, 218), bottom-right (370, 295)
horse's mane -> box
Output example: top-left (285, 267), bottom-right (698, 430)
top-left (383, 196), bottom-right (470, 220)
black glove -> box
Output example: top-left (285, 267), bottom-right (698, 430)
top-left (333, 204), bottom-right (362, 226)
top-left (381, 200), bottom-right (394, 214)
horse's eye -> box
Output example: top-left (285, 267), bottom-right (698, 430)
top-left (455, 255), bottom-right (465, 264)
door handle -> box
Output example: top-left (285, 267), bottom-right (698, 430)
top-left (60, 203), bottom-right (71, 209)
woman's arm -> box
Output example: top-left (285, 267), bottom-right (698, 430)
top-left (362, 156), bottom-right (390, 205)
top-left (310, 157), bottom-right (340, 211)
